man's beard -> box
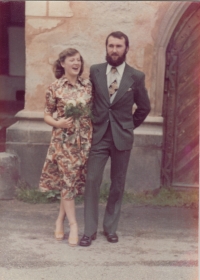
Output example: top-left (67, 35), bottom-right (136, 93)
top-left (106, 50), bottom-right (127, 66)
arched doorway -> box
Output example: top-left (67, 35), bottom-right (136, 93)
top-left (161, 3), bottom-right (200, 188)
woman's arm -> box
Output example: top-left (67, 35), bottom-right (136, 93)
top-left (44, 113), bottom-right (73, 129)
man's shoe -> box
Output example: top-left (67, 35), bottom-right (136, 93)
top-left (79, 232), bottom-right (97, 246)
top-left (104, 232), bottom-right (118, 243)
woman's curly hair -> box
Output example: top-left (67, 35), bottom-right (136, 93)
top-left (53, 48), bottom-right (84, 79)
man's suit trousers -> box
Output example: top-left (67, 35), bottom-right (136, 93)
top-left (84, 124), bottom-right (131, 236)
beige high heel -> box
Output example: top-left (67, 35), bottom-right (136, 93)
top-left (55, 220), bottom-right (65, 241)
top-left (68, 222), bottom-right (78, 247)
top-left (54, 231), bottom-right (64, 241)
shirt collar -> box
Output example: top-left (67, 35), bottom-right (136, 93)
top-left (106, 62), bottom-right (126, 77)
top-left (58, 75), bottom-right (85, 87)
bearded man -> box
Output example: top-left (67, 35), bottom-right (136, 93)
top-left (80, 31), bottom-right (151, 246)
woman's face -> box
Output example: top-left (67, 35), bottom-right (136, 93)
top-left (61, 53), bottom-right (82, 77)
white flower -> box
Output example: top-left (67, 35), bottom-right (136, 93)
top-left (66, 100), bottom-right (76, 107)
top-left (77, 98), bottom-right (86, 106)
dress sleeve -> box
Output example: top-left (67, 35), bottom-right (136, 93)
top-left (44, 86), bottom-right (57, 115)
top-left (86, 79), bottom-right (93, 106)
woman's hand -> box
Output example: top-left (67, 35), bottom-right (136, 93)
top-left (44, 113), bottom-right (74, 129)
top-left (56, 117), bottom-right (73, 129)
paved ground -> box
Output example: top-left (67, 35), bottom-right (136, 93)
top-left (0, 200), bottom-right (198, 280)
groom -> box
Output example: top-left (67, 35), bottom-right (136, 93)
top-left (80, 31), bottom-right (151, 246)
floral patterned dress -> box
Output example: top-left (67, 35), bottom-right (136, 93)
top-left (39, 76), bottom-right (93, 200)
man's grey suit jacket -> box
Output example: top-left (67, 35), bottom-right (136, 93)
top-left (90, 62), bottom-right (151, 151)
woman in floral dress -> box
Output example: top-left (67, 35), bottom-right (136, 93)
top-left (39, 48), bottom-right (93, 246)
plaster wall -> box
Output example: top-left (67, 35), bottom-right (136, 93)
top-left (24, 1), bottom-right (172, 115)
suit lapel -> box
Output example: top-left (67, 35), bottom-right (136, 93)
top-left (111, 64), bottom-right (135, 106)
top-left (93, 63), bottom-right (135, 105)
top-left (94, 63), bottom-right (110, 104)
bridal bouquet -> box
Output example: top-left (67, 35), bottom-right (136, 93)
top-left (64, 98), bottom-right (92, 120)
top-left (62, 98), bottom-right (92, 144)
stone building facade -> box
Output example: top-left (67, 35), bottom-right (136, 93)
top-left (5, 1), bottom-right (197, 191)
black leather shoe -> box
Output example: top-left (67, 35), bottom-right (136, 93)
top-left (79, 232), bottom-right (97, 246)
top-left (104, 232), bottom-right (118, 243)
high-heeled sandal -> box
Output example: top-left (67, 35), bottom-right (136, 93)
top-left (54, 231), bottom-right (64, 241)
top-left (54, 220), bottom-right (65, 241)
top-left (68, 222), bottom-right (78, 247)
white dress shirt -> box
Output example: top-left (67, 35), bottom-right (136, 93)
top-left (106, 62), bottom-right (126, 103)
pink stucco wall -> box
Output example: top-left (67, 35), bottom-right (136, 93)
top-left (25, 1), bottom-right (173, 114)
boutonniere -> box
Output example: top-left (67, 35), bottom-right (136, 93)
top-left (127, 88), bottom-right (132, 92)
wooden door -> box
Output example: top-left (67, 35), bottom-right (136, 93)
top-left (161, 3), bottom-right (200, 188)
